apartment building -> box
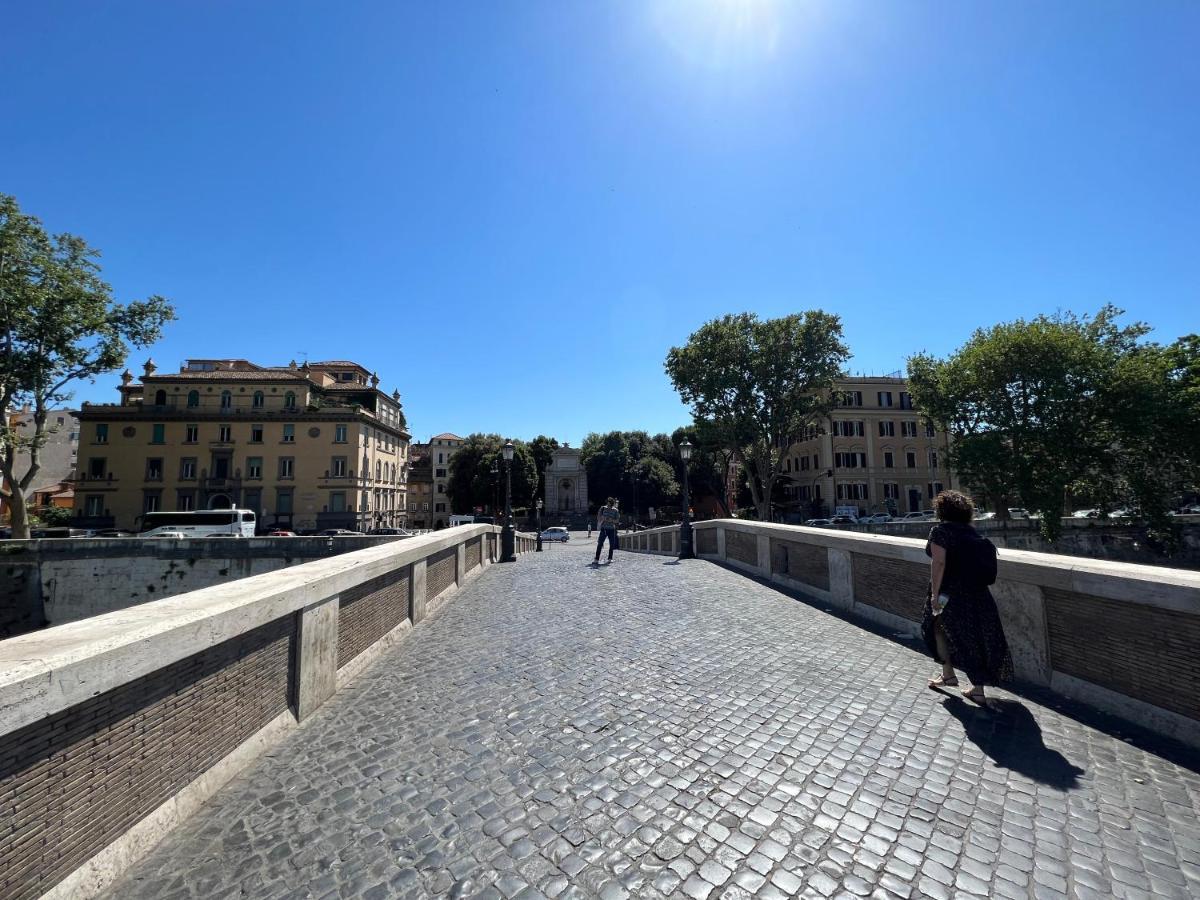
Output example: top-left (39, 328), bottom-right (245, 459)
top-left (410, 432), bottom-right (464, 530)
top-left (72, 358), bottom-right (410, 533)
top-left (406, 451), bottom-right (433, 530)
top-left (780, 376), bottom-right (955, 518)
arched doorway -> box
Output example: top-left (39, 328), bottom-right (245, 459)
top-left (559, 479), bottom-right (573, 511)
top-left (209, 494), bottom-right (232, 510)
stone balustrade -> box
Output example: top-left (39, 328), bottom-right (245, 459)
top-left (626, 519), bottom-right (1200, 750)
top-left (0, 525), bottom-right (537, 900)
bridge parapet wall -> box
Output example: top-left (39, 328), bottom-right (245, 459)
top-left (0, 525), bottom-right (536, 900)
top-left (627, 519), bottom-right (1200, 750)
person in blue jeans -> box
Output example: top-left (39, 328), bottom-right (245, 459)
top-left (594, 497), bottom-right (621, 564)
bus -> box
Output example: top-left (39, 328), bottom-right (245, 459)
top-left (138, 509), bottom-right (257, 538)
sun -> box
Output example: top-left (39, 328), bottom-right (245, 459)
top-left (650, 0), bottom-right (786, 70)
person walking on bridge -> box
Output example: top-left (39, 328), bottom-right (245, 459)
top-left (594, 497), bottom-right (620, 564)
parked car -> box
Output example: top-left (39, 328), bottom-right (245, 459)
top-left (829, 515), bottom-right (858, 525)
top-left (804, 518), bottom-right (832, 527)
top-left (1072, 509), bottom-right (1100, 518)
top-left (900, 511), bottom-right (930, 521)
top-left (1007, 507), bottom-right (1031, 519)
top-left (975, 512), bottom-right (996, 521)
top-left (371, 527), bottom-right (413, 536)
top-left (266, 529), bottom-right (296, 536)
top-left (540, 527), bottom-right (570, 542)
top-left (861, 513), bottom-right (892, 524)
top-left (95, 528), bottom-right (135, 537)
top-left (319, 528), bottom-right (363, 536)
top-left (150, 530), bottom-right (188, 539)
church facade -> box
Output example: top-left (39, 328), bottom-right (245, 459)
top-left (543, 445), bottom-right (589, 516)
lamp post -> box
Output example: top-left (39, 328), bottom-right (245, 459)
top-left (500, 439), bottom-right (516, 562)
top-left (679, 438), bottom-right (695, 559)
top-left (490, 461), bottom-right (499, 517)
top-left (536, 498), bottom-right (544, 551)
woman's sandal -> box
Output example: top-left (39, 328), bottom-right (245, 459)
top-left (961, 686), bottom-right (987, 703)
top-left (928, 674), bottom-right (959, 689)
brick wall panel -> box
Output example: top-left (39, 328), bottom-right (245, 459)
top-left (771, 539), bottom-right (830, 592)
top-left (696, 529), bottom-right (717, 555)
top-left (337, 567), bottom-right (411, 670)
top-left (726, 530), bottom-right (758, 567)
top-left (851, 553), bottom-right (927, 622)
top-left (1045, 588), bottom-right (1200, 722)
top-left (0, 617), bottom-right (294, 900)
top-left (466, 537), bottom-right (482, 571)
top-left (427, 548), bottom-right (457, 600)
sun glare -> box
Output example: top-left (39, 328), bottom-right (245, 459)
top-left (651, 0), bottom-right (787, 69)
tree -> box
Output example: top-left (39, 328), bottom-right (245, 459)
top-left (0, 194), bottom-right (174, 539)
top-left (672, 423), bottom-right (734, 516)
top-left (528, 434), bottom-right (559, 502)
top-left (580, 430), bottom-right (681, 519)
top-left (665, 312), bottom-right (849, 521)
top-left (906, 306), bottom-right (1194, 542)
top-left (446, 434), bottom-right (538, 516)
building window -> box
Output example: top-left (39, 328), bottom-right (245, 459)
top-left (88, 457), bottom-right (106, 478)
top-left (85, 495), bottom-right (104, 517)
top-left (247, 457), bottom-right (263, 479)
top-left (282, 424), bottom-right (295, 443)
top-left (180, 458), bottom-right (197, 480)
top-left (187, 390), bottom-right (200, 408)
top-left (925, 421), bottom-right (936, 438)
top-left (878, 421), bottom-right (895, 437)
top-left (145, 458), bottom-right (163, 481)
top-left (435, 502), bottom-right (446, 513)
top-left (906, 451), bottom-right (917, 469)
top-left (284, 391), bottom-right (297, 409)
top-left (276, 489), bottom-right (293, 515)
top-left (143, 492), bottom-right (161, 514)
top-left (834, 451), bottom-right (867, 469)
top-left (177, 491), bottom-right (195, 511)
top-left (251, 424), bottom-right (264, 443)
top-left (278, 457), bottom-right (294, 479)
top-left (877, 391), bottom-right (893, 408)
top-left (929, 450), bottom-right (939, 470)
top-left (154, 389), bottom-right (167, 406)
top-left (331, 457), bottom-right (347, 477)
top-left (901, 421), bottom-right (918, 438)
top-left (437, 484), bottom-right (445, 493)
top-left (376, 460), bottom-right (382, 480)
top-left (185, 424), bottom-right (199, 443)
top-left (334, 424), bottom-right (348, 443)
top-left (884, 483), bottom-right (900, 500)
top-left (884, 451), bottom-right (895, 469)
top-left (220, 390), bottom-right (232, 409)
top-left (330, 492), bottom-right (346, 512)
top-left (252, 391), bottom-right (264, 408)
top-left (837, 391), bottom-right (863, 407)
top-left (899, 392), bottom-right (913, 410)
top-left (438, 452), bottom-right (444, 464)
top-left (94, 423), bottom-right (109, 444)
top-left (218, 425), bottom-right (233, 442)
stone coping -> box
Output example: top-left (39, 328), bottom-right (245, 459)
top-left (636, 520), bottom-right (1200, 612)
top-left (0, 525), bottom-right (500, 735)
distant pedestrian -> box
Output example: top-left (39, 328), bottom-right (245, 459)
top-left (594, 497), bottom-right (620, 564)
top-left (924, 490), bottom-right (1012, 702)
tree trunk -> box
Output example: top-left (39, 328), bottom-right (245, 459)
top-left (8, 488), bottom-right (31, 540)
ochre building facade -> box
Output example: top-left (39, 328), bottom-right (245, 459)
top-left (72, 358), bottom-right (410, 533)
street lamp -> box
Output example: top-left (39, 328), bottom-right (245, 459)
top-left (536, 498), bottom-right (544, 551)
top-left (490, 460), bottom-right (499, 517)
top-left (500, 439), bottom-right (516, 562)
top-left (679, 438), bottom-right (695, 559)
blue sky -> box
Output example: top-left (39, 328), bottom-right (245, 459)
top-left (4, 1), bottom-right (1197, 445)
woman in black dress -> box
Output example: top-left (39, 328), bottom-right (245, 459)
top-left (923, 490), bottom-right (1013, 702)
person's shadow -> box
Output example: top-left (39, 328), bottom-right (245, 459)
top-left (942, 696), bottom-right (1085, 790)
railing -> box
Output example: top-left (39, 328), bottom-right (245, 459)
top-left (0, 524), bottom-right (536, 900)
top-left (626, 519), bottom-right (1200, 750)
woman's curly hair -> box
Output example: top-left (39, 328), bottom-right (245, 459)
top-left (934, 489), bottom-right (975, 524)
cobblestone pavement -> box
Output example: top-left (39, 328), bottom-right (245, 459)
top-left (104, 540), bottom-right (1200, 900)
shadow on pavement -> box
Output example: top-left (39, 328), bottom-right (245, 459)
top-left (942, 696), bottom-right (1085, 790)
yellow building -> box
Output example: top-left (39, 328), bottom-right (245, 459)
top-left (780, 376), bottom-right (955, 518)
top-left (72, 358), bottom-right (410, 533)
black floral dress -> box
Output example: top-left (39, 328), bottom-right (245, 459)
top-left (921, 522), bottom-right (1014, 686)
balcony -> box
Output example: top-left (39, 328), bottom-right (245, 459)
top-left (202, 476), bottom-right (243, 491)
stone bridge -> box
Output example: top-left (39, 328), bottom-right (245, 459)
top-left (1, 524), bottom-right (1198, 900)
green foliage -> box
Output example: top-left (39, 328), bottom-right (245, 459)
top-left (908, 306), bottom-right (1196, 545)
top-left (32, 506), bottom-right (73, 527)
top-left (528, 435), bottom-right (559, 499)
top-left (580, 431), bottom-right (681, 518)
top-left (0, 194), bottom-right (174, 539)
top-left (446, 434), bottom-right (538, 515)
top-left (665, 311), bottom-right (849, 520)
